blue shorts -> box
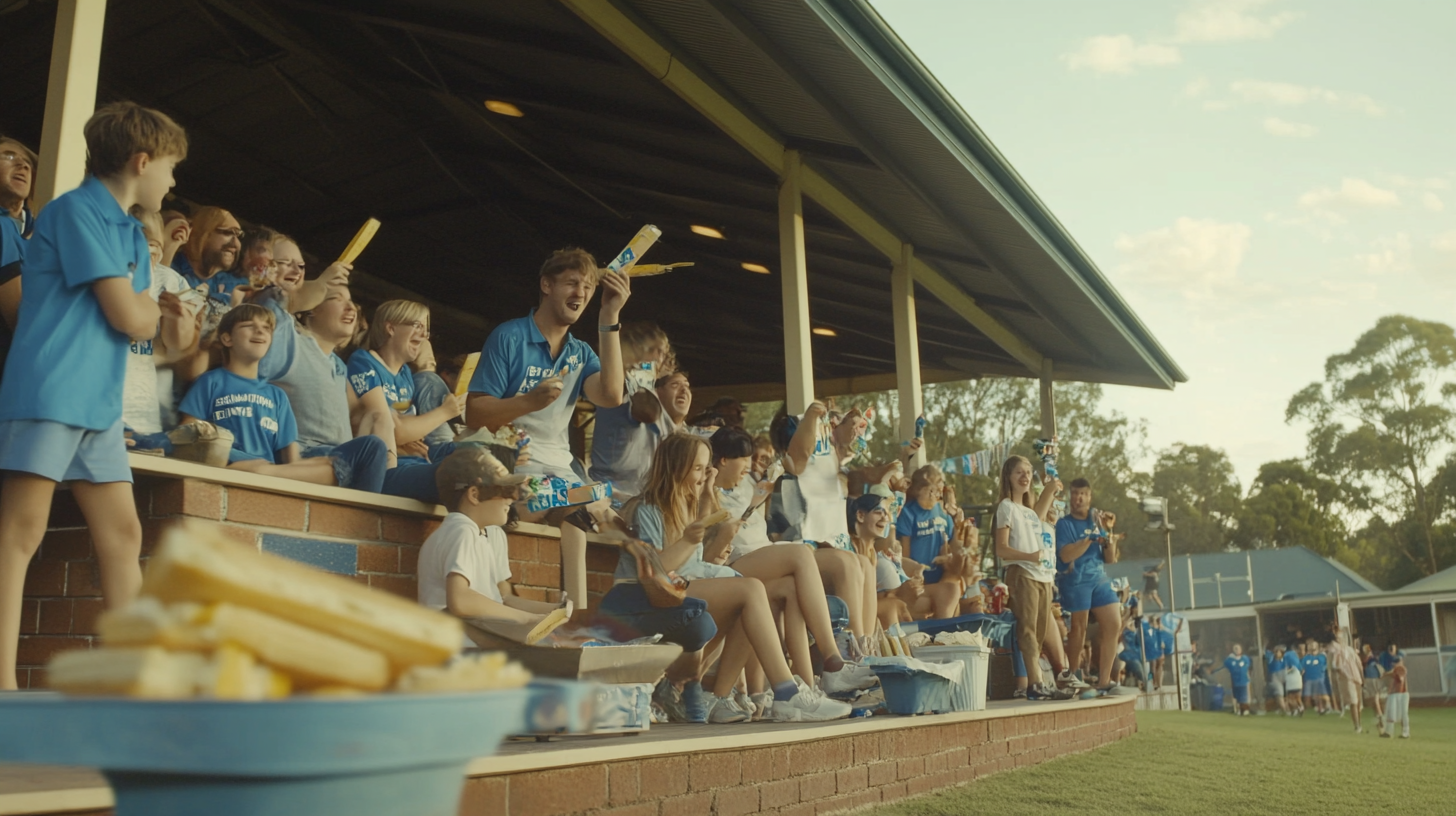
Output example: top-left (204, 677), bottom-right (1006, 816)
top-left (1305, 677), bottom-right (1330, 697)
top-left (0, 418), bottom-right (132, 484)
top-left (1056, 576), bottom-right (1118, 613)
top-left (1233, 684), bottom-right (1249, 704)
top-left (598, 582), bottom-right (717, 653)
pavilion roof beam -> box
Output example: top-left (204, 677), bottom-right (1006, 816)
top-left (558, 0), bottom-right (1045, 376)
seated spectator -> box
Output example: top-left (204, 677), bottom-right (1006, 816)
top-left (750, 434), bottom-right (775, 480)
top-left (710, 426), bottom-right (875, 695)
top-left (603, 432), bottom-right (851, 723)
top-left (418, 448), bottom-right (566, 647)
top-left (122, 210), bottom-right (196, 435)
top-left (228, 225), bottom-right (279, 304)
top-left (0, 136), bottom-right (35, 385)
top-left (590, 322), bottom-right (674, 501)
top-left (895, 465), bottom-right (966, 619)
top-left (410, 339), bottom-right (461, 452)
top-left (349, 300), bottom-right (461, 463)
top-left (173, 206), bottom-right (245, 382)
top-left (856, 493), bottom-right (954, 624)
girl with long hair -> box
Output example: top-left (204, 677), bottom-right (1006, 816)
top-left (602, 433), bottom-right (851, 724)
top-left (993, 455), bottom-right (1071, 700)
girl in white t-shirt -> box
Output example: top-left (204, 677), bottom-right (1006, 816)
top-left (993, 455), bottom-right (1067, 700)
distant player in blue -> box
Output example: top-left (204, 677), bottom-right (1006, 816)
top-left (0, 102), bottom-right (185, 689)
top-left (464, 248), bottom-right (631, 605)
top-left (1054, 478), bottom-right (1128, 696)
top-left (348, 300), bottom-right (460, 465)
top-left (1148, 615), bottom-right (1170, 690)
top-left (1216, 644), bottom-right (1253, 716)
top-left (1264, 644), bottom-right (1289, 714)
top-left (1301, 638), bottom-right (1333, 714)
top-left (1283, 642), bottom-right (1306, 716)
top-left (1117, 618), bottom-right (1146, 687)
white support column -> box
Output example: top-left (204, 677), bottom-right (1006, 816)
top-left (34, 0), bottom-right (108, 210)
top-left (891, 242), bottom-right (924, 468)
top-left (1039, 357), bottom-right (1056, 440)
top-left (779, 149), bottom-right (814, 416)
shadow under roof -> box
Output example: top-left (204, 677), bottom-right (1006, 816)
top-left (0, 0), bottom-right (1185, 392)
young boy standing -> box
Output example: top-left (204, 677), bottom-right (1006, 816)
top-left (0, 102), bottom-right (184, 688)
top-left (1380, 652), bottom-right (1410, 739)
top-left (1218, 643), bottom-right (1253, 716)
top-left (418, 448), bottom-right (567, 647)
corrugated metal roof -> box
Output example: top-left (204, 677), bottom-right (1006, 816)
top-left (1400, 564), bottom-right (1456, 594)
top-left (1104, 547), bottom-right (1380, 610)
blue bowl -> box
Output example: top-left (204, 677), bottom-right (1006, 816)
top-left (0, 689), bottom-right (528, 816)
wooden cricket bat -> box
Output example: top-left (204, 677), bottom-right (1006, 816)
top-left (454, 351), bottom-right (481, 398)
top-left (336, 218), bottom-right (381, 265)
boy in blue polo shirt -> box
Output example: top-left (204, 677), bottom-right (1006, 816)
top-left (465, 247), bottom-right (631, 606)
top-left (1302, 638), bottom-right (1333, 714)
top-left (1217, 643), bottom-right (1253, 716)
top-left (0, 102), bottom-right (185, 689)
top-left (1054, 478), bottom-right (1130, 697)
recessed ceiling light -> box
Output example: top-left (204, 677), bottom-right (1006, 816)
top-left (741, 262), bottom-right (771, 274)
top-left (484, 100), bottom-right (524, 117)
top-left (690, 225), bottom-right (725, 239)
top-left (812, 327), bottom-right (837, 337)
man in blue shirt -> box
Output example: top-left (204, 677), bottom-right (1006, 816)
top-left (465, 247), bottom-right (631, 606)
top-left (1054, 478), bottom-right (1131, 697)
top-left (1302, 638), bottom-right (1333, 714)
top-left (0, 102), bottom-right (183, 689)
top-left (1217, 644), bottom-right (1253, 716)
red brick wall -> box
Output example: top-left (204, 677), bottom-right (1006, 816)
top-left (17, 475), bottom-right (616, 689)
top-left (459, 702), bottom-right (1138, 816)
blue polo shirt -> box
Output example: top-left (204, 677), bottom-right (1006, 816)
top-left (895, 501), bottom-right (952, 584)
top-left (468, 311), bottom-right (601, 477)
top-left (0, 176), bottom-right (150, 429)
top-left (1301, 652), bottom-right (1328, 682)
top-left (1120, 627), bottom-right (1143, 663)
top-left (0, 216), bottom-right (24, 382)
top-left (347, 349), bottom-right (416, 413)
top-left (1284, 650), bottom-right (1302, 675)
top-left (1265, 650), bottom-right (1284, 676)
top-left (172, 253), bottom-right (247, 300)
top-left (180, 368), bottom-right (298, 463)
top-left (1223, 654), bottom-right (1251, 686)
top-left (1378, 651), bottom-right (1398, 672)
top-left (1054, 514), bottom-right (1106, 584)
top-left (1141, 621), bottom-right (1162, 659)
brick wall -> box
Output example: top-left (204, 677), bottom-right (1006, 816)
top-left (17, 475), bottom-right (616, 689)
top-left (459, 702), bottom-right (1138, 816)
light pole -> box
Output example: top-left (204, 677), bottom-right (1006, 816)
top-left (1141, 497), bottom-right (1184, 709)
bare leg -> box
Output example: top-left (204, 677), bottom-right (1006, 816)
top-left (70, 481), bottom-right (145, 611)
top-left (734, 546), bottom-right (843, 664)
top-left (1092, 603), bottom-right (1121, 691)
top-left (813, 548), bottom-right (867, 638)
top-left (664, 649), bottom-right (702, 685)
top-left (689, 578), bottom-right (794, 689)
top-left (761, 576), bottom-right (813, 682)
top-left (713, 621), bottom-right (755, 698)
top-left (0, 475), bottom-right (57, 689)
top-left (925, 579), bottom-right (963, 620)
top-left (1067, 610), bottom-right (1090, 673)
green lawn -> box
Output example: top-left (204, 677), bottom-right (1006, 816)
top-left (867, 707), bottom-right (1453, 816)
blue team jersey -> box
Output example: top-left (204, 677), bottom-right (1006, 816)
top-left (1141, 623), bottom-right (1162, 659)
top-left (0, 176), bottom-right (150, 429)
top-left (1378, 651), bottom-right (1398, 672)
top-left (172, 253), bottom-right (247, 300)
top-left (1157, 628), bottom-right (1174, 658)
top-left (0, 215), bottom-right (22, 284)
top-left (467, 312), bottom-right (601, 477)
top-left (347, 349), bottom-right (416, 413)
top-left (1224, 655), bottom-right (1252, 686)
top-left (1054, 514), bottom-right (1106, 582)
top-left (1265, 650), bottom-right (1284, 675)
top-left (1284, 651), bottom-right (1302, 673)
top-left (1120, 627), bottom-right (1143, 662)
top-left (1301, 653), bottom-right (1328, 682)
top-left (895, 501), bottom-right (953, 584)
top-left (180, 368), bottom-right (298, 463)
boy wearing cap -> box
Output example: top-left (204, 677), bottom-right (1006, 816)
top-left (418, 448), bottom-right (569, 648)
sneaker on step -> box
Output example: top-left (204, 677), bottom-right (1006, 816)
top-left (820, 662), bottom-right (878, 696)
top-left (708, 694), bottom-right (751, 724)
top-left (750, 691), bottom-right (773, 721)
top-left (733, 688), bottom-right (756, 718)
top-left (1027, 683), bottom-right (1073, 701)
top-left (682, 680), bottom-right (710, 724)
top-left (772, 678), bottom-right (852, 722)
top-left (1012, 687), bottom-right (1028, 700)
top-left (1056, 669), bottom-right (1091, 691)
top-left (653, 679), bottom-right (688, 723)
top-left (1103, 684), bottom-right (1139, 697)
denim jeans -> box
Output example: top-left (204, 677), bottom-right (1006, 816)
top-left (301, 436), bottom-right (389, 492)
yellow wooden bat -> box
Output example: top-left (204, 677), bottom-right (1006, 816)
top-left (626, 262), bottom-right (695, 277)
top-left (336, 218), bottom-right (381, 265)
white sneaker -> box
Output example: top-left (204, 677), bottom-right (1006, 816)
top-left (750, 691), bottom-right (773, 721)
top-left (708, 694), bottom-right (751, 724)
top-left (819, 662), bottom-right (878, 695)
top-left (772, 678), bottom-right (852, 722)
top-left (733, 688), bottom-right (756, 718)
top-left (1056, 670), bottom-right (1091, 691)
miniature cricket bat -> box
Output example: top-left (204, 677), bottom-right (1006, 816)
top-left (698, 509), bottom-right (732, 528)
top-left (626, 262), bottom-right (693, 277)
top-left (606, 225), bottom-right (661, 273)
top-left (454, 351), bottom-right (481, 399)
top-left (336, 218), bottom-right (381, 265)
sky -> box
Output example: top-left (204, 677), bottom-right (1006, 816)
top-left (871, 0), bottom-right (1456, 488)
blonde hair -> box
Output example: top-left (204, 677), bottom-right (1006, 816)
top-left (639, 433), bottom-right (715, 544)
top-left (84, 101), bottom-right (188, 177)
top-left (998, 455), bottom-right (1035, 509)
top-left (130, 206), bottom-right (163, 244)
top-left (363, 300), bottom-right (429, 351)
top-left (620, 321), bottom-right (670, 369)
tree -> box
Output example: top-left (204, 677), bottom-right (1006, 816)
top-left (1232, 459), bottom-right (1346, 556)
top-left (1287, 315), bottom-right (1456, 576)
top-left (1149, 444), bottom-right (1241, 554)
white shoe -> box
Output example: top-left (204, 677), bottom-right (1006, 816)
top-left (733, 688), bottom-right (756, 718)
top-left (708, 694), bottom-right (751, 724)
top-left (772, 678), bottom-right (852, 722)
top-left (1056, 670), bottom-right (1091, 691)
top-left (750, 691), bottom-right (773, 721)
top-left (819, 662), bottom-right (878, 695)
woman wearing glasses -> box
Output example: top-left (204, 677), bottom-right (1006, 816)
top-left (0, 137), bottom-right (36, 384)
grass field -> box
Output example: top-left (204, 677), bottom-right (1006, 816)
top-left (866, 706), bottom-right (1452, 816)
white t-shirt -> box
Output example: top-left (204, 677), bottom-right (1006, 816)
top-left (876, 552), bottom-right (907, 592)
top-left (122, 264), bottom-right (189, 434)
top-left (721, 473), bottom-right (775, 563)
top-left (995, 498), bottom-right (1055, 583)
top-left (798, 430), bottom-right (850, 549)
top-left (418, 513), bottom-right (512, 647)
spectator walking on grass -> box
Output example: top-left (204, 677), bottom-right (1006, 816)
top-left (1361, 642), bottom-right (1386, 729)
top-left (1326, 628), bottom-right (1364, 734)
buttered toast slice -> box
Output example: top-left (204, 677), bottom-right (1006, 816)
top-left (101, 598), bottom-right (392, 690)
top-left (143, 521), bottom-right (462, 670)
top-left (48, 647), bottom-right (207, 699)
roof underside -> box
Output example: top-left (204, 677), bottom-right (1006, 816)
top-left (0, 0), bottom-right (1184, 391)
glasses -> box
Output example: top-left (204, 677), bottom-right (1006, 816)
top-left (213, 227), bottom-right (245, 242)
top-left (0, 151), bottom-right (33, 171)
top-left (402, 320), bottom-right (430, 338)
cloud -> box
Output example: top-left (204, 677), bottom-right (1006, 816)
top-left (1228, 80), bottom-right (1385, 115)
top-left (1297, 179), bottom-right (1400, 216)
top-left (1422, 192), bottom-right (1445, 212)
top-left (1262, 117), bottom-right (1317, 138)
top-left (1114, 217), bottom-right (1259, 300)
top-left (1355, 233), bottom-right (1412, 275)
top-left (1062, 35), bottom-right (1181, 74)
top-left (1380, 174), bottom-right (1450, 190)
top-left (1433, 231), bottom-right (1456, 253)
top-left (1174, 0), bottom-right (1299, 42)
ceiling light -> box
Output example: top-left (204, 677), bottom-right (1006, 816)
top-left (741, 262), bottom-right (771, 274)
top-left (484, 100), bottom-right (524, 117)
top-left (690, 225), bottom-right (724, 239)
top-left (812, 327), bottom-right (837, 337)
